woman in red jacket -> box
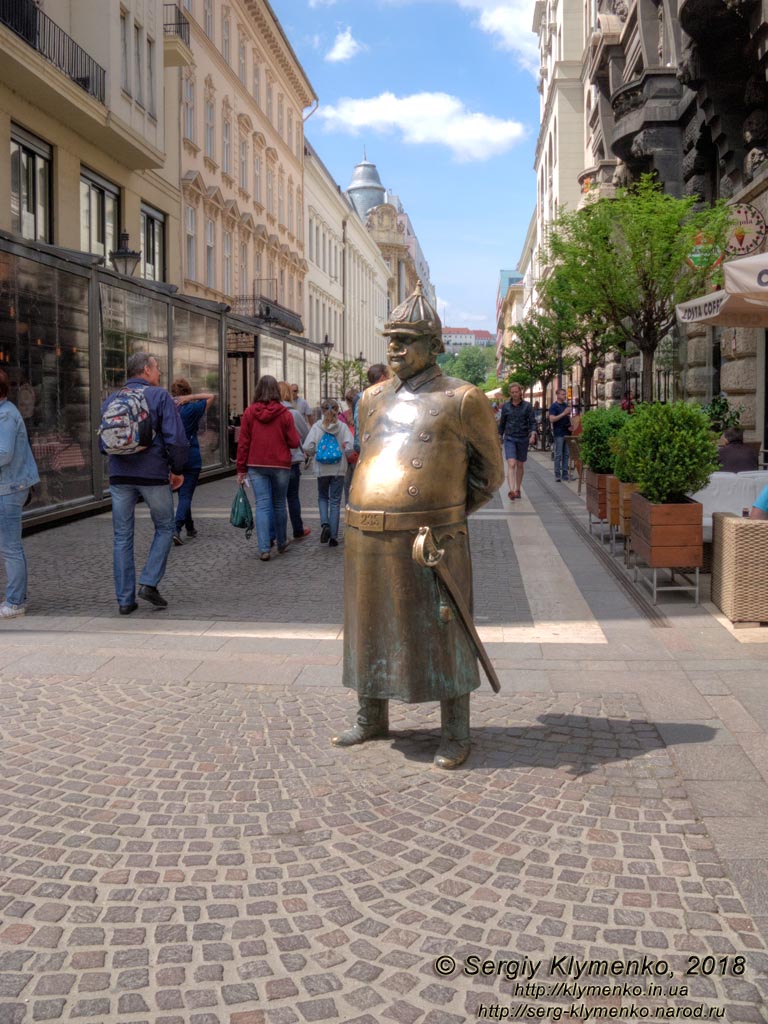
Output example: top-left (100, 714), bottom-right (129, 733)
top-left (236, 375), bottom-right (301, 561)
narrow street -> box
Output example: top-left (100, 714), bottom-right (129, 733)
top-left (1, 456), bottom-right (767, 1022)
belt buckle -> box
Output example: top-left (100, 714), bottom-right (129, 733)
top-left (358, 510), bottom-right (385, 532)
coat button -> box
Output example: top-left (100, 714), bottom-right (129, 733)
top-left (445, 389), bottom-right (455, 397)
top-left (363, 432), bottom-right (370, 441)
top-left (411, 458), bottom-right (423, 469)
top-left (408, 485), bottom-right (419, 496)
top-left (372, 387), bottom-right (382, 395)
top-left (429, 408), bottom-right (439, 416)
top-left (419, 431), bottom-right (431, 441)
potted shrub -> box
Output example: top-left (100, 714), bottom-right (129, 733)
top-left (580, 407), bottom-right (628, 530)
top-left (621, 402), bottom-right (719, 569)
top-left (611, 417), bottom-right (640, 544)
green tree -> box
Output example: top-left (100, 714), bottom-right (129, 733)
top-left (546, 175), bottom-right (732, 402)
top-left (451, 346), bottom-right (491, 386)
top-left (505, 310), bottom-right (573, 404)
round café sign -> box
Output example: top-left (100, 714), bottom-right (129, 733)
top-left (726, 203), bottom-right (767, 256)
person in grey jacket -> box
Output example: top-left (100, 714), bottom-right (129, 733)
top-left (303, 399), bottom-right (354, 547)
top-left (0, 369), bottom-right (40, 618)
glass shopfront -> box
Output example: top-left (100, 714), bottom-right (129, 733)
top-left (172, 307), bottom-right (221, 467)
top-left (286, 342), bottom-right (305, 396)
top-left (258, 334), bottom-right (284, 381)
top-left (100, 282), bottom-right (170, 396)
top-left (0, 250), bottom-right (92, 509)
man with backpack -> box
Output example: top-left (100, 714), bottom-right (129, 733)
top-left (99, 352), bottom-right (188, 614)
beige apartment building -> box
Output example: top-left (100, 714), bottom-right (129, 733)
top-left (178, 0), bottom-right (314, 318)
top-left (0, 0), bottom-right (187, 282)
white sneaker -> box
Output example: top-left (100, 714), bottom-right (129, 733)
top-left (0, 603), bottom-right (26, 619)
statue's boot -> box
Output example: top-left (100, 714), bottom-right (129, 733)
top-left (331, 698), bottom-right (389, 746)
top-left (434, 695), bottom-right (470, 769)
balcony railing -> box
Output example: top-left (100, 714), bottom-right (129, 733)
top-left (163, 3), bottom-right (190, 46)
top-left (230, 291), bottom-right (304, 334)
top-left (0, 0), bottom-right (106, 103)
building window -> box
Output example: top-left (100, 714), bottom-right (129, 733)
top-left (254, 154), bottom-right (262, 204)
top-left (288, 274), bottom-right (294, 310)
top-left (239, 138), bottom-right (247, 190)
top-left (287, 110), bottom-right (293, 152)
top-left (277, 95), bottom-right (284, 136)
top-left (133, 23), bottom-right (143, 106)
top-left (223, 230), bottom-right (232, 294)
top-left (266, 168), bottom-right (274, 216)
top-left (222, 118), bottom-right (231, 175)
top-left (183, 77), bottom-right (195, 141)
top-left (279, 268), bottom-right (285, 304)
top-left (222, 13), bottom-right (230, 62)
top-left (205, 99), bottom-right (215, 158)
top-left (204, 0), bottom-right (213, 38)
top-left (205, 218), bottom-right (215, 289)
top-left (183, 0), bottom-right (192, 9)
top-left (239, 242), bottom-right (248, 294)
top-left (255, 251), bottom-right (262, 284)
top-left (266, 81), bottom-right (273, 122)
top-left (287, 184), bottom-right (294, 234)
top-left (147, 38), bottom-right (156, 116)
top-left (296, 188), bottom-right (302, 242)
top-left (295, 120), bottom-right (302, 160)
top-left (120, 11), bottom-right (130, 93)
top-left (238, 38), bottom-right (246, 82)
top-left (141, 203), bottom-right (165, 281)
top-left (278, 175), bottom-right (284, 226)
top-left (185, 205), bottom-right (196, 279)
top-left (10, 126), bottom-right (52, 243)
top-left (79, 170), bottom-right (118, 257)
top-left (252, 60), bottom-right (260, 105)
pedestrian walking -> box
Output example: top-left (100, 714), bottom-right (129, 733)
top-left (99, 352), bottom-right (188, 614)
top-left (498, 383), bottom-right (537, 500)
top-left (340, 387), bottom-right (360, 505)
top-left (279, 381), bottom-right (311, 540)
top-left (236, 375), bottom-right (301, 561)
top-left (0, 368), bottom-right (40, 619)
top-left (548, 387), bottom-right (572, 482)
top-left (290, 383), bottom-right (315, 425)
top-left (303, 399), bottom-right (354, 548)
top-left (170, 379), bottom-right (215, 545)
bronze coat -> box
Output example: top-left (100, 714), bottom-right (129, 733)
top-left (342, 365), bottom-right (505, 703)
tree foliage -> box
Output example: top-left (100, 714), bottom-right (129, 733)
top-left (441, 346), bottom-right (494, 386)
top-left (504, 310), bottom-right (573, 403)
top-left (545, 175), bottom-right (733, 402)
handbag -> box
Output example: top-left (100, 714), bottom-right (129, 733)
top-left (230, 484), bottom-right (254, 538)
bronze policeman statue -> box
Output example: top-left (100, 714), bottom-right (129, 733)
top-left (332, 282), bottom-right (505, 768)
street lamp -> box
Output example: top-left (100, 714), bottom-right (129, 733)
top-left (109, 231), bottom-right (142, 277)
top-left (320, 334), bottom-right (333, 398)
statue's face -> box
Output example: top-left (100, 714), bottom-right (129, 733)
top-left (386, 332), bottom-right (436, 380)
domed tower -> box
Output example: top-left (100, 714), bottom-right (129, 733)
top-left (346, 155), bottom-right (386, 221)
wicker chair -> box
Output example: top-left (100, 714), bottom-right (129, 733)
top-left (711, 512), bottom-right (768, 624)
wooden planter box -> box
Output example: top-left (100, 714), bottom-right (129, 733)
top-left (619, 481), bottom-right (639, 539)
top-left (607, 475), bottom-right (621, 529)
top-left (630, 492), bottom-right (703, 568)
top-left (585, 469), bottom-right (609, 521)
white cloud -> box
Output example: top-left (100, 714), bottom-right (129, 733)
top-left (458, 310), bottom-right (491, 324)
top-left (309, 0), bottom-right (337, 7)
top-left (324, 27), bottom-right (366, 62)
top-left (318, 91), bottom-right (526, 162)
top-left (457, 1), bottom-right (539, 74)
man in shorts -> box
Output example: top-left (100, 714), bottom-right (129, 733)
top-left (498, 383), bottom-right (537, 500)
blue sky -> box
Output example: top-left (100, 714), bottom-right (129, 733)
top-left (269, 0), bottom-right (540, 330)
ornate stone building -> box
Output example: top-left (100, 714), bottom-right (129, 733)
top-left (345, 157), bottom-right (434, 314)
top-left (579, 0), bottom-right (768, 442)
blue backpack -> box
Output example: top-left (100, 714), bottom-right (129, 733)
top-left (315, 431), bottom-right (342, 465)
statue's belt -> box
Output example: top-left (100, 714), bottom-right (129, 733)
top-left (345, 505), bottom-right (465, 533)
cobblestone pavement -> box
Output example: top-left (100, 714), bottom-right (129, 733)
top-left (1, 460), bottom-right (768, 1022)
top-left (1, 680), bottom-right (766, 1023)
top-left (23, 477), bottom-right (531, 625)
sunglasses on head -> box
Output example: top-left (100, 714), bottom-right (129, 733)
top-left (322, 402), bottom-right (339, 412)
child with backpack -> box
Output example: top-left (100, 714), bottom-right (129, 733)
top-left (303, 399), bottom-right (354, 547)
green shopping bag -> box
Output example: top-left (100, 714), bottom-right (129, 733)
top-left (230, 484), bottom-right (254, 539)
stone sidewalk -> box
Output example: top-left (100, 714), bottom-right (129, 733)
top-left (1, 459), bottom-right (768, 1022)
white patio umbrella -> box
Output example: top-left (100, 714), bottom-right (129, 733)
top-left (676, 252), bottom-right (768, 327)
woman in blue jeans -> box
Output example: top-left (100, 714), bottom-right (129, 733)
top-left (303, 399), bottom-right (354, 547)
top-left (0, 369), bottom-right (40, 618)
top-left (236, 375), bottom-right (301, 561)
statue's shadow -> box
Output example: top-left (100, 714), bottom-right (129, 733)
top-left (388, 713), bottom-right (717, 776)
